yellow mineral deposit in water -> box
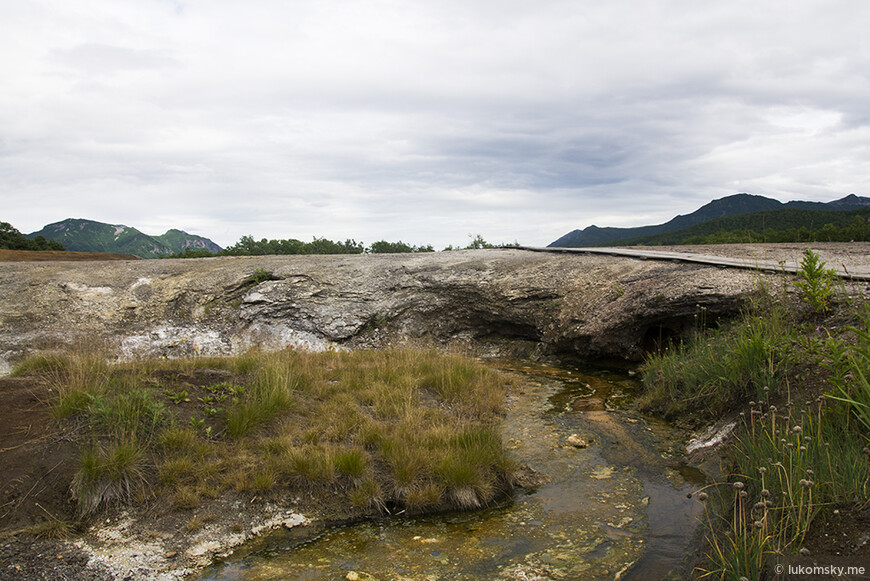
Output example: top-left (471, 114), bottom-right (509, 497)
top-left (200, 362), bottom-right (706, 581)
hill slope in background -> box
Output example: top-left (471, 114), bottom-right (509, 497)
top-left (549, 193), bottom-right (870, 247)
top-left (153, 228), bottom-right (223, 255)
top-left (28, 219), bottom-right (222, 258)
top-left (614, 206), bottom-right (870, 246)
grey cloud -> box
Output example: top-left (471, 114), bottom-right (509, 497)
top-left (1, 1), bottom-right (869, 249)
top-left (52, 43), bottom-right (179, 74)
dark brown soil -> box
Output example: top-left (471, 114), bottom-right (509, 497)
top-left (0, 376), bottom-right (110, 580)
top-left (803, 503), bottom-right (870, 557)
top-left (0, 536), bottom-right (113, 581)
top-left (0, 377), bottom-right (79, 532)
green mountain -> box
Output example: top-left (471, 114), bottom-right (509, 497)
top-left (28, 219), bottom-right (222, 258)
top-left (549, 193), bottom-right (870, 247)
top-left (153, 228), bottom-right (222, 255)
top-left (614, 206), bottom-right (870, 246)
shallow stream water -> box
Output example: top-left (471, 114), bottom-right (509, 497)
top-left (200, 362), bottom-right (706, 580)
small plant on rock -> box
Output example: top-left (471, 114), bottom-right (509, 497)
top-left (247, 268), bottom-right (276, 286)
top-left (793, 249), bottom-right (836, 313)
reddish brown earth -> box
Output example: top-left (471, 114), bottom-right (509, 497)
top-left (0, 250), bottom-right (140, 262)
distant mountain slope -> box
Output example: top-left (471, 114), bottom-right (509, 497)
top-left (613, 206), bottom-right (870, 246)
top-left (28, 219), bottom-right (222, 258)
top-left (153, 228), bottom-right (222, 255)
top-left (549, 193), bottom-right (870, 247)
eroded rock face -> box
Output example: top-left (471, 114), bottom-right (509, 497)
top-left (0, 248), bottom-right (772, 367)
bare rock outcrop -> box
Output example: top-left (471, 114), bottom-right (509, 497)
top-left (0, 248), bottom-right (784, 369)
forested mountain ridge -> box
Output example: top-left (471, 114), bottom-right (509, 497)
top-left (27, 219), bottom-right (222, 258)
top-left (550, 193), bottom-right (870, 247)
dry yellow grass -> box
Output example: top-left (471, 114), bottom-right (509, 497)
top-left (14, 346), bottom-right (518, 518)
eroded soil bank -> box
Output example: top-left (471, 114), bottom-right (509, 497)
top-left (6, 245), bottom-right (869, 373)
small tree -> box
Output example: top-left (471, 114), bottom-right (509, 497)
top-left (793, 249), bottom-right (836, 313)
top-left (370, 240), bottom-right (414, 254)
top-left (465, 234), bottom-right (494, 249)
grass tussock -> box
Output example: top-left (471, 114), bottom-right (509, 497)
top-left (13, 344), bottom-right (112, 419)
top-left (19, 346), bottom-right (516, 519)
top-left (23, 518), bottom-right (75, 540)
top-left (71, 442), bottom-right (146, 517)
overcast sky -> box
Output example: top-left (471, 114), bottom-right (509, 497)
top-left (2, 1), bottom-right (869, 249)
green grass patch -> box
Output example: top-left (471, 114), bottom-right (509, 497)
top-left (71, 441), bottom-right (145, 517)
top-left (639, 295), bottom-right (794, 422)
top-left (334, 447), bottom-right (368, 479)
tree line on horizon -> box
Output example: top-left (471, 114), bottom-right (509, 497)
top-left (585, 205), bottom-right (870, 247)
top-left (162, 233), bottom-right (516, 258)
top-left (0, 219), bottom-right (518, 257)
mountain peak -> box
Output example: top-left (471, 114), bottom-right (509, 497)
top-left (28, 219), bottom-right (222, 258)
top-left (828, 194), bottom-right (870, 208)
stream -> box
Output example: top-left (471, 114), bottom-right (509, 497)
top-left (199, 361), bottom-right (706, 580)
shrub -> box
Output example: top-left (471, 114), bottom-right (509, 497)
top-left (247, 267), bottom-right (276, 286)
top-left (793, 249), bottom-right (836, 313)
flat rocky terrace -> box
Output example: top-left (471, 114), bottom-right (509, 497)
top-left (1, 243), bottom-right (867, 372)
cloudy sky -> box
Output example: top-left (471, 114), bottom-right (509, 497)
top-left (2, 1), bottom-right (869, 249)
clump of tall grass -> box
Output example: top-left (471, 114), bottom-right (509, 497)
top-left (349, 477), bottom-right (385, 510)
top-left (13, 346), bottom-right (112, 419)
top-left (825, 304), bottom-right (870, 434)
top-left (23, 518), bottom-right (75, 540)
top-left (224, 352), bottom-right (302, 437)
top-left (639, 297), bottom-right (794, 421)
top-left (418, 352), bottom-right (507, 418)
top-left (86, 386), bottom-right (169, 442)
top-left (71, 441), bottom-right (146, 517)
top-left (695, 395), bottom-right (868, 579)
top-left (334, 447), bottom-right (369, 479)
